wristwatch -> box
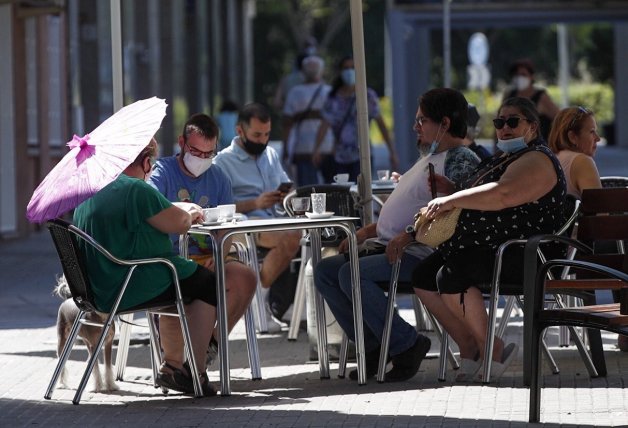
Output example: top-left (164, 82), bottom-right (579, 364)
top-left (405, 224), bottom-right (415, 237)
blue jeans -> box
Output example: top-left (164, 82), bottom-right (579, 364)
top-left (314, 251), bottom-right (423, 356)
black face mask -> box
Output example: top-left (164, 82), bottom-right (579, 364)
top-left (240, 135), bottom-right (268, 156)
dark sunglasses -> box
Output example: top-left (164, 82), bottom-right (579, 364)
top-left (492, 116), bottom-right (528, 130)
top-left (568, 106), bottom-right (590, 130)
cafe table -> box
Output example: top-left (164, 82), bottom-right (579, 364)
top-left (180, 215), bottom-right (365, 395)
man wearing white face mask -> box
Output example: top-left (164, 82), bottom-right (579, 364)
top-left (148, 113), bottom-right (257, 363)
top-left (503, 58), bottom-right (559, 141)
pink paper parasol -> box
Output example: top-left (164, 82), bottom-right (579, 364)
top-left (26, 97), bottom-right (167, 223)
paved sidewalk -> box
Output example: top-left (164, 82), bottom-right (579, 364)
top-left (0, 145), bottom-right (626, 427)
top-left (1, 229), bottom-right (627, 427)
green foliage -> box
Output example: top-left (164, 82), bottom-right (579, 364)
top-left (370, 96), bottom-right (392, 144)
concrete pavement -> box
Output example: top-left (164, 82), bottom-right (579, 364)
top-left (1, 144), bottom-right (627, 427)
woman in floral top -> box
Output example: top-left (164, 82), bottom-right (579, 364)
top-left (312, 56), bottom-right (398, 181)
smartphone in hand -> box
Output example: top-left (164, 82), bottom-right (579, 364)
top-left (428, 163), bottom-right (437, 199)
top-left (277, 182), bottom-right (294, 193)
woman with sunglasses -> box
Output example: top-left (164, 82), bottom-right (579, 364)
top-left (411, 97), bottom-right (568, 382)
top-left (548, 106), bottom-right (602, 198)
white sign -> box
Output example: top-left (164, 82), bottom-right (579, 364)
top-left (467, 64), bottom-right (491, 90)
top-left (468, 32), bottom-right (489, 66)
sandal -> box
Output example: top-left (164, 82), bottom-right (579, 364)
top-left (455, 357), bottom-right (482, 382)
top-left (474, 342), bottom-right (519, 382)
top-left (156, 362), bottom-right (194, 394)
top-left (183, 361), bottom-right (217, 397)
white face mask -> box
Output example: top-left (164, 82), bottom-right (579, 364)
top-left (183, 152), bottom-right (212, 177)
top-left (513, 75), bottom-right (531, 91)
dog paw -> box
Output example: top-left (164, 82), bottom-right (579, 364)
top-left (106, 381), bottom-right (120, 391)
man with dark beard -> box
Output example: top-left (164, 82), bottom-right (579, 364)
top-left (214, 103), bottom-right (302, 331)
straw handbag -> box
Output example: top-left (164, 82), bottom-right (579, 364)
top-left (413, 206), bottom-right (461, 248)
top-left (412, 150), bottom-right (526, 248)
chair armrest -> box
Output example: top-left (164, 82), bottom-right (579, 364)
top-left (531, 258), bottom-right (628, 315)
top-left (69, 224), bottom-right (184, 298)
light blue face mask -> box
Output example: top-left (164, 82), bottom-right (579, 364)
top-left (428, 123), bottom-right (444, 154)
top-left (341, 68), bottom-right (356, 86)
top-left (496, 136), bottom-right (528, 153)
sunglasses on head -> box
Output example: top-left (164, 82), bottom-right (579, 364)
top-left (492, 116), bottom-right (527, 130)
top-left (568, 106), bottom-right (591, 130)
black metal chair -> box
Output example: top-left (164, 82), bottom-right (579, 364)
top-left (44, 218), bottom-right (204, 404)
top-left (523, 187), bottom-right (628, 421)
top-left (479, 196), bottom-right (586, 383)
top-left (600, 176), bottom-right (628, 189)
top-left (525, 255), bottom-right (628, 423)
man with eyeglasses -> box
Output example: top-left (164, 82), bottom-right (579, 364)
top-left (214, 102), bottom-right (302, 332)
top-left (148, 113), bottom-right (257, 366)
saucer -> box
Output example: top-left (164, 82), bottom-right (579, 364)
top-left (332, 182), bottom-right (355, 186)
top-left (372, 180), bottom-right (395, 186)
top-left (305, 211), bottom-right (335, 219)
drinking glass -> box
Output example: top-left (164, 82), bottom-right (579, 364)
top-left (310, 193), bottom-right (326, 214)
top-left (291, 197), bottom-right (311, 217)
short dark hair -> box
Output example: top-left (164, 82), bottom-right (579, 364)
top-left (419, 88), bottom-right (469, 139)
top-left (182, 113), bottom-right (219, 143)
top-left (509, 58), bottom-right (535, 76)
top-left (238, 102), bottom-right (271, 126)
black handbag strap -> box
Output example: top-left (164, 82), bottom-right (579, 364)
top-left (292, 84), bottom-right (324, 125)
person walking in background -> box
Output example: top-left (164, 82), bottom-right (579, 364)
top-left (273, 54), bottom-right (307, 111)
top-left (312, 56), bottom-right (398, 182)
top-left (216, 100), bottom-right (239, 152)
top-left (548, 106), bottom-right (602, 198)
top-left (503, 58), bottom-right (559, 141)
top-left (282, 55), bottom-right (334, 185)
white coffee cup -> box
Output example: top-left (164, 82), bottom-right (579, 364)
top-left (377, 169), bottom-right (390, 181)
top-left (333, 173), bottom-right (350, 184)
top-left (203, 207), bottom-right (221, 223)
top-left (217, 204), bottom-right (236, 221)
top-left (310, 193), bottom-right (326, 214)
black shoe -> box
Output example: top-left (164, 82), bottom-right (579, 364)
top-left (348, 346), bottom-right (390, 380)
top-left (385, 335), bottom-right (431, 382)
top-left (268, 268), bottom-right (298, 320)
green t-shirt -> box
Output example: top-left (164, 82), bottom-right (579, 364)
top-left (73, 174), bottom-right (198, 312)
